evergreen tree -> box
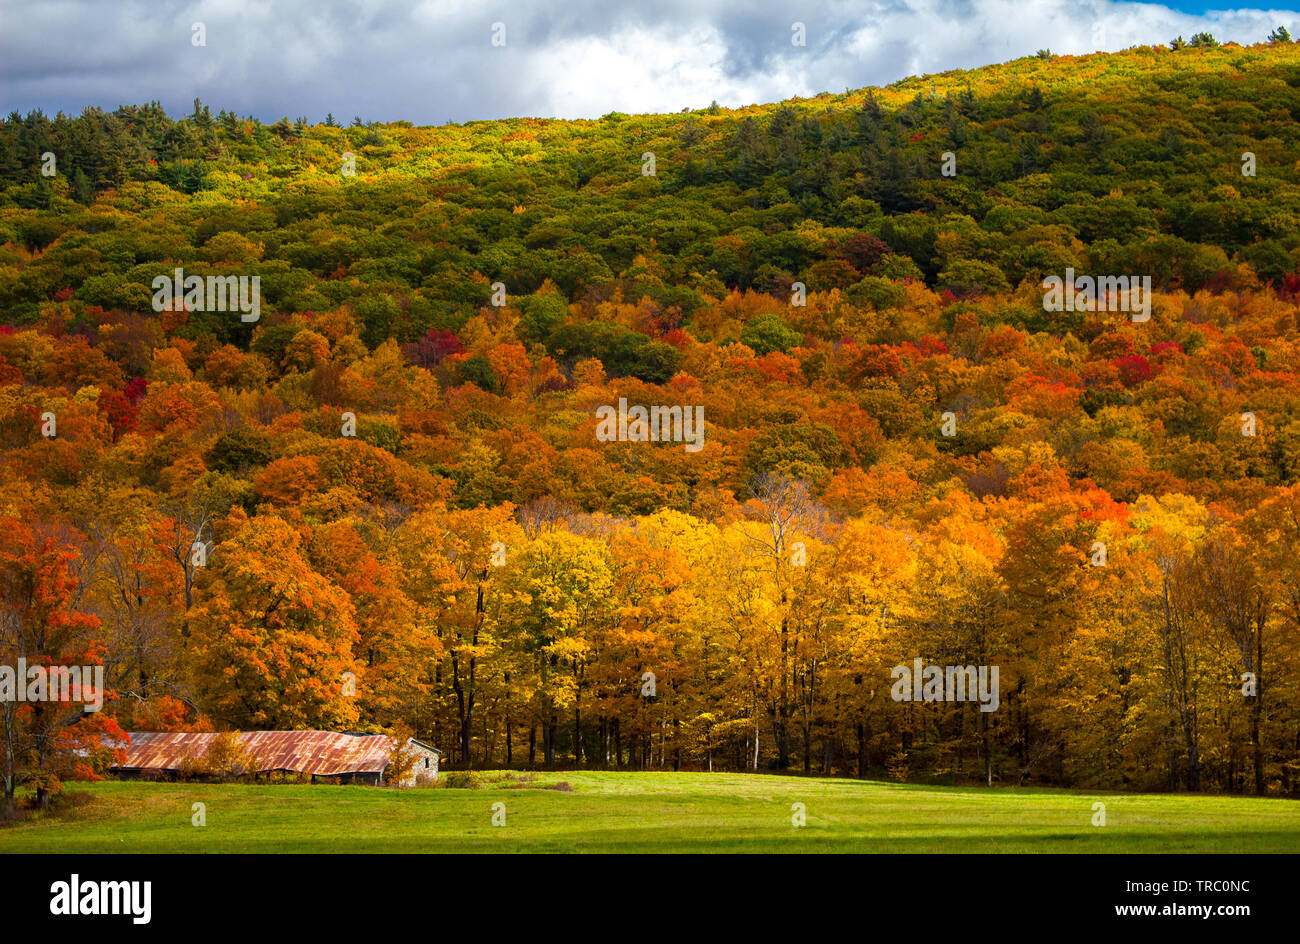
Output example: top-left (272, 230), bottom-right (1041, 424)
top-left (72, 166), bottom-right (92, 204)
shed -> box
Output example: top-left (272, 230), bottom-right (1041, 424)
top-left (394, 738), bottom-right (442, 787)
top-left (111, 730), bottom-right (440, 786)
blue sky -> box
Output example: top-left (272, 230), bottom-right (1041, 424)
top-left (2, 1), bottom-right (1297, 124)
top-left (1159, 2), bottom-right (1239, 11)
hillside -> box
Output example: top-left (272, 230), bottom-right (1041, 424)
top-left (5, 42), bottom-right (1300, 326)
top-left (3, 41), bottom-right (1300, 802)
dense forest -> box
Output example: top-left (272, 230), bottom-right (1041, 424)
top-left (4, 38), bottom-right (1300, 802)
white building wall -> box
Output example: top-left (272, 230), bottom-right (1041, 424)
top-left (393, 740), bottom-right (440, 787)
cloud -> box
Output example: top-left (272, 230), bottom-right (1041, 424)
top-left (1, 0), bottom-right (1296, 123)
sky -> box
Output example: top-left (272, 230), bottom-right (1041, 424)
top-left (1, 1), bottom-right (1298, 125)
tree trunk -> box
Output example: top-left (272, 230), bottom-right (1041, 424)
top-left (458, 704), bottom-right (473, 768)
top-left (1252, 633), bottom-right (1265, 795)
top-left (573, 703), bottom-right (582, 766)
top-left (980, 709), bottom-right (992, 787)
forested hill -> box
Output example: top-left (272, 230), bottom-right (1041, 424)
top-left (4, 40), bottom-right (1300, 338)
top-left (5, 37), bottom-right (1300, 791)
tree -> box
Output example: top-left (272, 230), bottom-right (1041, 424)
top-left (904, 493), bottom-right (1008, 786)
top-left (443, 506), bottom-right (521, 765)
top-left (0, 521), bottom-right (123, 809)
top-left (71, 168), bottom-right (92, 205)
top-left (1190, 524), bottom-right (1270, 794)
top-left (501, 531), bottom-right (612, 767)
top-left (188, 514), bottom-right (360, 730)
top-left (309, 519), bottom-right (420, 733)
top-left (724, 474), bottom-right (829, 769)
top-left (458, 355), bottom-right (499, 394)
top-left (1132, 495), bottom-right (1211, 791)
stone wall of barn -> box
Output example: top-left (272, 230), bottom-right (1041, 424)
top-left (394, 742), bottom-right (440, 787)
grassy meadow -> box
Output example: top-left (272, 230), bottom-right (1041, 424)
top-left (3, 772), bottom-right (1298, 853)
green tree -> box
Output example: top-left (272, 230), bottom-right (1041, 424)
top-left (740, 313), bottom-right (802, 355)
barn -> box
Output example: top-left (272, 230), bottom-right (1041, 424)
top-left (112, 730), bottom-right (441, 786)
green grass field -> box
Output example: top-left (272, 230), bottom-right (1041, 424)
top-left (3, 772), bottom-right (1298, 853)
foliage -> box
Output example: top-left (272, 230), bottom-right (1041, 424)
top-left (4, 42), bottom-right (1300, 794)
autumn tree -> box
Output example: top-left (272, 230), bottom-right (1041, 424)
top-left (0, 520), bottom-right (123, 808)
top-left (188, 513), bottom-right (361, 730)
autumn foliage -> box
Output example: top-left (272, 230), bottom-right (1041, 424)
top-left (3, 42), bottom-right (1300, 795)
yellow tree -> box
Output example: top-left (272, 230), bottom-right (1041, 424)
top-left (601, 515), bottom-right (696, 769)
top-left (636, 511), bottom-right (733, 770)
top-left (995, 478), bottom-right (1119, 786)
top-left (824, 515), bottom-right (917, 778)
top-left (730, 473), bottom-right (830, 769)
top-left (391, 507), bottom-right (459, 750)
top-left (442, 504), bottom-right (521, 766)
top-left (904, 490), bottom-right (1008, 786)
top-left (709, 522), bottom-right (783, 770)
top-left (500, 530), bottom-right (611, 767)
top-left (1128, 493), bottom-right (1212, 791)
top-left (1189, 518), bottom-right (1271, 794)
top-left (1044, 508), bottom-right (1146, 788)
top-left (1252, 485), bottom-right (1300, 793)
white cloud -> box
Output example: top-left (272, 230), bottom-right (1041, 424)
top-left (0, 0), bottom-right (1296, 122)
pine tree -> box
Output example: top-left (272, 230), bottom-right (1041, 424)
top-left (72, 166), bottom-right (92, 204)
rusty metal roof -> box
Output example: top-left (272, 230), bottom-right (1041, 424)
top-left (113, 730), bottom-right (398, 776)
